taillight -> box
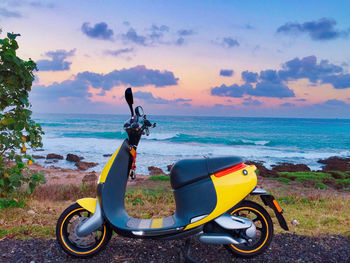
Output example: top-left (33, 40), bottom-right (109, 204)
top-left (214, 163), bottom-right (247, 178)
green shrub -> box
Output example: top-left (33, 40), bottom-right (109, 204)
top-left (315, 182), bottom-right (328, 190)
top-left (335, 178), bottom-right (350, 187)
top-left (0, 33), bottom-right (45, 208)
top-left (269, 177), bottom-right (291, 184)
top-left (148, 175), bottom-right (170, 181)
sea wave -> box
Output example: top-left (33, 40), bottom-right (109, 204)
top-left (60, 131), bottom-right (270, 146)
top-left (62, 131), bottom-right (126, 139)
top-left (169, 133), bottom-right (270, 146)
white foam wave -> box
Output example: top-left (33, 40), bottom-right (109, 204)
top-left (144, 133), bottom-right (178, 141)
top-left (30, 136), bottom-right (350, 175)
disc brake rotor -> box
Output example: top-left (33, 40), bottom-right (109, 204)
top-left (68, 217), bottom-right (97, 248)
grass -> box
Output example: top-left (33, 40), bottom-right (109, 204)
top-left (148, 175), bottom-right (170, 181)
top-left (1, 174), bottom-right (350, 239)
top-left (270, 171), bottom-right (350, 190)
top-left (269, 177), bottom-right (292, 184)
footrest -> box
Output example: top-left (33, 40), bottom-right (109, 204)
top-left (126, 216), bottom-right (175, 229)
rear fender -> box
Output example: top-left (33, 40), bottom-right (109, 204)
top-left (77, 198), bottom-right (97, 214)
top-left (250, 187), bottom-right (289, 231)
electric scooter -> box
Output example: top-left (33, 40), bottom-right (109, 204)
top-left (56, 87), bottom-right (288, 260)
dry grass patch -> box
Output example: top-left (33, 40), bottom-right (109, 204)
top-left (1, 178), bottom-right (350, 239)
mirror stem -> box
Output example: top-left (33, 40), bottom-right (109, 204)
top-left (129, 105), bottom-right (134, 117)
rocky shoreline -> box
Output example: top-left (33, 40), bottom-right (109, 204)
top-left (31, 152), bottom-right (350, 191)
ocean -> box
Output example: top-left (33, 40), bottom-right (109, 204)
top-left (31, 113), bottom-right (350, 175)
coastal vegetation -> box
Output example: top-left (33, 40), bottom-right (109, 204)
top-left (0, 33), bottom-right (45, 209)
top-left (0, 165), bottom-right (350, 240)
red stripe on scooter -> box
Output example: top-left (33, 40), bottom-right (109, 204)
top-left (214, 163), bottom-right (247, 178)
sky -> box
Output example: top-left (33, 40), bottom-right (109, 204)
top-left (1, 0), bottom-right (350, 118)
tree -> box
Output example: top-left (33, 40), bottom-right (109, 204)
top-left (0, 33), bottom-right (45, 208)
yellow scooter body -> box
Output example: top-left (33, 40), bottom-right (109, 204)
top-left (76, 139), bottom-right (257, 232)
top-left (185, 164), bottom-right (257, 230)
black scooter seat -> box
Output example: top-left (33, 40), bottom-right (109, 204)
top-left (170, 156), bottom-right (243, 189)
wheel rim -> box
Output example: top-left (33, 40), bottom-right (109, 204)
top-left (229, 207), bottom-right (269, 253)
top-left (60, 208), bottom-right (106, 254)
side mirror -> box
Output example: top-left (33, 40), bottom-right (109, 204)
top-left (135, 106), bottom-right (144, 117)
top-left (125, 87), bottom-right (134, 116)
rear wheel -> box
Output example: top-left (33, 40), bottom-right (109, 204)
top-left (225, 200), bottom-right (274, 258)
top-left (56, 203), bottom-right (112, 258)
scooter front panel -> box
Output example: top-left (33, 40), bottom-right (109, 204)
top-left (101, 139), bottom-right (132, 227)
top-left (98, 144), bottom-right (122, 184)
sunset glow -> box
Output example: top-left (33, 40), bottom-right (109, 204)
top-left (1, 0), bottom-right (350, 117)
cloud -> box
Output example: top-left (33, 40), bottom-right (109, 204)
top-left (277, 18), bottom-right (349, 41)
top-left (211, 83), bottom-right (252, 98)
top-left (242, 71), bottom-right (258, 83)
top-left (242, 97), bottom-right (262, 106)
top-left (28, 1), bottom-right (55, 8)
top-left (211, 77), bottom-right (295, 98)
top-left (104, 48), bottom-right (134, 57)
top-left (295, 98), bottom-right (306, 102)
top-left (279, 55), bottom-right (342, 83)
top-left (243, 24), bottom-right (255, 30)
top-left (149, 24), bottom-right (169, 40)
top-left (322, 74), bottom-right (350, 89)
top-left (36, 49), bottom-right (75, 71)
top-left (0, 7), bottom-right (21, 17)
top-left (212, 55), bottom-right (350, 99)
top-left (175, 37), bottom-right (185, 46)
top-left (177, 29), bottom-right (195, 36)
top-left (220, 69), bottom-right (234, 77)
top-left (134, 91), bottom-right (191, 105)
top-left (121, 24), bottom-right (195, 46)
top-left (319, 99), bottom-right (350, 107)
top-left (219, 37), bottom-right (240, 48)
top-left (32, 65), bottom-right (179, 101)
top-left (122, 28), bottom-right (147, 46)
top-left (81, 22), bottom-right (114, 40)
top-left (175, 29), bottom-right (195, 46)
top-left (250, 81), bottom-right (295, 98)
top-left (280, 102), bottom-right (295, 107)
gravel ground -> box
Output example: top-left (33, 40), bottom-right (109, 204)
top-left (1, 233), bottom-right (350, 263)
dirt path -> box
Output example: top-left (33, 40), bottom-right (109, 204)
top-left (1, 233), bottom-right (350, 263)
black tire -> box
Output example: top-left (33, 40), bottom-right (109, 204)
top-left (56, 202), bottom-right (112, 258)
top-left (225, 200), bottom-right (274, 258)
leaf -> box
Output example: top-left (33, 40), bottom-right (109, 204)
top-left (7, 33), bottom-right (21, 40)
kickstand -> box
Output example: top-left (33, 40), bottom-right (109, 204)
top-left (182, 238), bottom-right (201, 263)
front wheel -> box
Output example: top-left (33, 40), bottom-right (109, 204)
top-left (56, 203), bottom-right (112, 258)
top-left (225, 200), bottom-right (274, 258)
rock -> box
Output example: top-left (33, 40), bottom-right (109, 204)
top-left (167, 164), bottom-right (173, 172)
top-left (291, 219), bottom-right (299, 226)
top-left (33, 148), bottom-right (44, 151)
top-left (148, 166), bottom-right (165, 176)
top-left (27, 210), bottom-right (36, 215)
top-left (103, 154), bottom-right (112, 157)
top-left (318, 156), bottom-right (350, 172)
top-left (82, 172), bottom-right (98, 184)
top-left (245, 161), bottom-right (277, 177)
top-left (75, 161), bottom-right (98, 171)
top-left (32, 155), bottom-right (45, 159)
top-left (44, 161), bottom-right (53, 164)
top-left (53, 160), bottom-right (58, 163)
top-left (46, 153), bottom-right (63, 160)
top-left (272, 163), bottom-right (311, 172)
top-left (66, 154), bottom-right (83, 162)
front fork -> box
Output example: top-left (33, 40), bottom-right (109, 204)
top-left (76, 198), bottom-right (104, 237)
top-left (250, 187), bottom-right (289, 231)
